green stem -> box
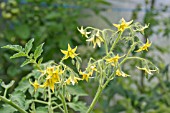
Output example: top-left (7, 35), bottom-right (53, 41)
top-left (52, 103), bottom-right (64, 112)
top-left (0, 96), bottom-right (27, 113)
top-left (102, 31), bottom-right (108, 55)
top-left (86, 59), bottom-right (119, 113)
top-left (60, 86), bottom-right (68, 113)
top-left (48, 87), bottom-right (53, 113)
top-left (110, 31), bottom-right (122, 52)
top-left (86, 86), bottom-right (103, 113)
top-left (59, 94), bottom-right (68, 113)
top-left (33, 99), bottom-right (48, 105)
top-left (3, 88), bottom-right (8, 97)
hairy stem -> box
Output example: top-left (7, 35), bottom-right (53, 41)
top-left (3, 88), bottom-right (8, 97)
top-left (60, 86), bottom-right (68, 113)
top-left (48, 87), bottom-right (53, 113)
top-left (110, 31), bottom-right (122, 52)
top-left (0, 96), bottom-right (27, 113)
top-left (33, 99), bottom-right (48, 105)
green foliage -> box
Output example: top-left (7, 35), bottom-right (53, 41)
top-left (0, 104), bottom-right (17, 113)
top-left (10, 91), bottom-right (26, 109)
top-left (0, 0), bottom-right (110, 84)
top-left (2, 38), bottom-right (44, 68)
top-left (68, 101), bottom-right (88, 113)
top-left (97, 1), bottom-right (170, 113)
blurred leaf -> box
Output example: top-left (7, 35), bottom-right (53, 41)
top-left (15, 25), bottom-right (30, 39)
top-left (66, 85), bottom-right (88, 96)
top-left (154, 45), bottom-right (169, 53)
top-left (45, 12), bottom-right (60, 20)
top-left (25, 100), bottom-right (33, 110)
top-left (0, 104), bottom-right (16, 113)
top-left (10, 91), bottom-right (26, 110)
top-left (35, 107), bottom-right (48, 113)
top-left (95, 0), bottom-right (111, 5)
top-left (68, 101), bottom-right (88, 112)
top-left (15, 78), bottom-right (31, 93)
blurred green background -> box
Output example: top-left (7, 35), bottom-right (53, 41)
top-left (0, 0), bottom-right (170, 112)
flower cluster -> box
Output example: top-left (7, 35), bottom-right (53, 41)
top-left (29, 18), bottom-right (158, 93)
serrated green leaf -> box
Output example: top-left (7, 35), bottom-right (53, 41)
top-left (34, 43), bottom-right (44, 60)
top-left (15, 79), bottom-right (31, 93)
top-left (21, 59), bottom-right (33, 67)
top-left (38, 57), bottom-right (43, 65)
top-left (10, 52), bottom-right (26, 59)
top-left (36, 107), bottom-right (48, 113)
top-left (66, 85), bottom-right (88, 96)
top-left (1, 80), bottom-right (15, 89)
top-left (0, 104), bottom-right (17, 113)
top-left (25, 100), bottom-right (33, 110)
top-left (25, 38), bottom-right (34, 55)
top-left (68, 101), bottom-right (88, 112)
top-left (10, 91), bottom-right (26, 110)
top-left (2, 45), bottom-right (23, 52)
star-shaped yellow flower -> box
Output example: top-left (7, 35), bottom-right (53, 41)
top-left (106, 54), bottom-right (125, 66)
top-left (116, 69), bottom-right (130, 77)
top-left (136, 66), bottom-right (156, 75)
top-left (86, 30), bottom-right (104, 48)
top-left (66, 76), bottom-right (81, 85)
top-left (77, 26), bottom-right (91, 37)
top-left (29, 80), bottom-right (40, 91)
top-left (79, 70), bottom-right (90, 82)
top-left (136, 39), bottom-right (151, 52)
top-left (42, 66), bottom-right (62, 92)
top-left (61, 44), bottom-right (78, 59)
top-left (113, 18), bottom-right (133, 32)
top-left (116, 69), bottom-right (122, 76)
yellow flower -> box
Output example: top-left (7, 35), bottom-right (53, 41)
top-left (86, 30), bottom-right (104, 48)
top-left (116, 69), bottom-right (122, 76)
top-left (29, 80), bottom-right (40, 91)
top-left (61, 44), bottom-right (78, 59)
top-left (106, 54), bottom-right (125, 66)
top-left (136, 39), bottom-right (151, 52)
top-left (90, 65), bottom-right (97, 72)
top-left (77, 26), bottom-right (91, 37)
top-left (79, 70), bottom-right (90, 82)
top-left (136, 66), bottom-right (156, 75)
top-left (43, 76), bottom-right (55, 92)
top-left (46, 67), bottom-right (54, 76)
top-left (42, 67), bottom-right (61, 92)
top-left (66, 76), bottom-right (81, 85)
top-left (116, 69), bottom-right (130, 77)
top-left (113, 18), bottom-right (133, 32)
top-left (137, 24), bottom-right (149, 34)
top-left (121, 72), bottom-right (130, 77)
